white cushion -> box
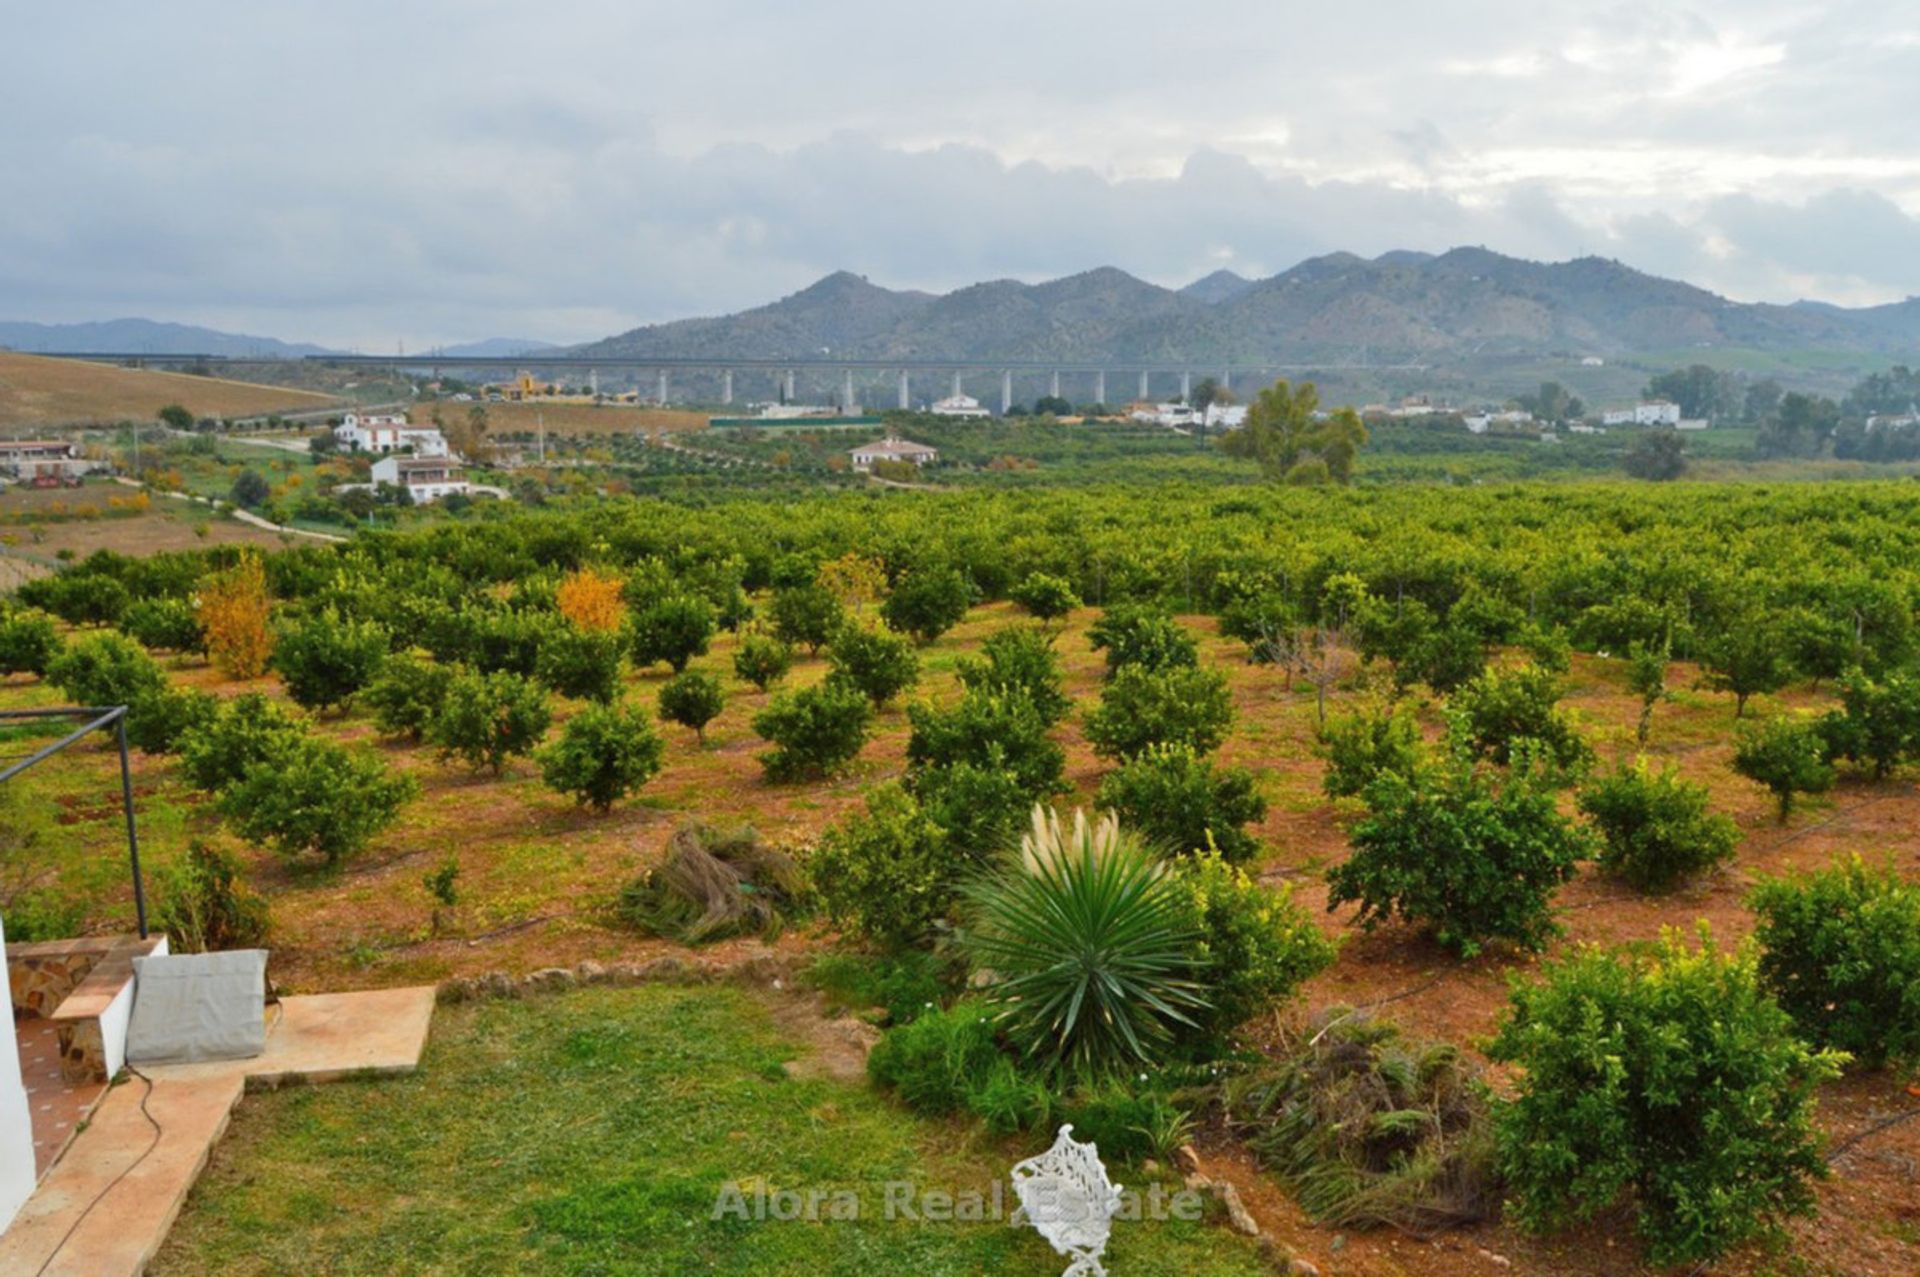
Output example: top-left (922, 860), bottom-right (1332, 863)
top-left (126, 950), bottom-right (268, 1065)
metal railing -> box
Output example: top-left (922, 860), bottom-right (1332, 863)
top-left (0, 706), bottom-right (147, 938)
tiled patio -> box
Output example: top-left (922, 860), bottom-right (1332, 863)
top-left (16, 1015), bottom-right (107, 1176)
top-left (0, 985), bottom-right (437, 1277)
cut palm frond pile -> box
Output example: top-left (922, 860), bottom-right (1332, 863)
top-left (616, 821), bottom-right (808, 943)
top-left (1222, 1007), bottom-right (1497, 1235)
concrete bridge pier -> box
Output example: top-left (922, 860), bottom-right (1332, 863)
top-left (1049, 370), bottom-right (1061, 401)
top-left (1000, 370), bottom-right (1012, 416)
top-left (1093, 370), bottom-right (1106, 407)
top-left (783, 370), bottom-right (796, 403)
top-left (951, 371), bottom-right (963, 399)
top-left (1180, 370), bottom-right (1192, 403)
top-left (656, 370), bottom-right (669, 405)
top-left (842, 369), bottom-right (856, 412)
top-left (1138, 369), bottom-right (1150, 400)
top-left (897, 370), bottom-right (910, 410)
top-left (720, 370), bottom-right (733, 405)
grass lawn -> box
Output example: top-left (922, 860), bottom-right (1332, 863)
top-left (153, 984), bottom-right (1269, 1276)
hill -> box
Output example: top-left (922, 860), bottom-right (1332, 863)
top-left (1179, 269), bottom-right (1257, 304)
top-left (570, 248), bottom-right (1920, 369)
top-left (0, 317), bottom-right (332, 358)
top-left (0, 352), bottom-right (336, 427)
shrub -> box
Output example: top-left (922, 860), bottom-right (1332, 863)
top-left (656, 669), bottom-right (725, 742)
top-left (272, 609), bottom-right (388, 711)
top-left (827, 622), bottom-right (920, 706)
top-left (1820, 667), bottom-right (1920, 778)
top-left (1749, 856), bottom-right (1920, 1068)
top-left (616, 822), bottom-right (806, 943)
top-left (431, 669), bottom-right (552, 775)
top-left (1577, 760), bottom-right (1738, 892)
top-left (221, 737), bottom-right (419, 867)
top-left (124, 686), bottom-right (219, 754)
top-left (1083, 664), bottom-right (1233, 760)
top-left (768, 583), bottom-right (845, 655)
top-left (628, 594), bottom-right (715, 673)
top-left (1168, 851), bottom-right (1336, 1049)
top-left (30, 572), bottom-right (130, 627)
top-left (962, 810), bottom-right (1207, 1077)
top-left (906, 689), bottom-right (1065, 801)
top-left (751, 675), bottom-right (873, 780)
top-left (1328, 748), bottom-right (1591, 957)
top-left (909, 759), bottom-right (1032, 865)
top-left (1733, 714), bottom-right (1835, 821)
top-left (1488, 928), bottom-right (1843, 1266)
top-left (230, 468), bottom-right (271, 508)
top-left (196, 552), bottom-right (274, 679)
top-left (120, 597), bottom-right (204, 655)
top-left (539, 699), bottom-right (665, 810)
top-left (732, 630), bottom-right (794, 691)
top-left (881, 565), bottom-right (974, 644)
top-left (535, 623), bottom-right (625, 702)
top-left (1700, 614), bottom-right (1793, 717)
top-left (1009, 571), bottom-right (1080, 622)
top-left (363, 651), bottom-right (452, 741)
top-left (1449, 664), bottom-right (1592, 774)
top-left (1318, 703), bottom-right (1424, 799)
top-left (810, 783), bottom-right (955, 949)
top-left (1086, 603), bottom-right (1198, 677)
top-left (1096, 744), bottom-right (1266, 862)
top-left (46, 631), bottom-right (167, 709)
top-left (177, 693), bottom-right (306, 791)
top-left (1055, 1080), bottom-right (1191, 1162)
top-left (0, 608), bottom-right (62, 676)
top-left (867, 999), bottom-right (1004, 1114)
top-left (1227, 1010), bottom-right (1496, 1232)
top-left (955, 625), bottom-right (1069, 724)
top-left (467, 607), bottom-right (546, 676)
top-left (152, 841), bottom-right (271, 952)
top-left (804, 950), bottom-right (954, 1027)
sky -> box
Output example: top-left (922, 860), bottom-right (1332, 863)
top-left (4, 1), bottom-right (1919, 349)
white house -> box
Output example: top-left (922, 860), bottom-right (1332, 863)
top-left (371, 455), bottom-right (472, 502)
top-left (334, 412), bottom-right (451, 457)
top-left (0, 440), bottom-right (97, 483)
top-left (849, 438), bottom-right (938, 471)
top-left (1601, 401), bottom-right (1683, 427)
top-left (929, 394), bottom-right (991, 418)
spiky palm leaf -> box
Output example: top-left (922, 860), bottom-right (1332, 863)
top-left (965, 810), bottom-right (1208, 1078)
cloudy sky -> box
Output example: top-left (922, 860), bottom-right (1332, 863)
top-left (5, 1), bottom-right (1919, 348)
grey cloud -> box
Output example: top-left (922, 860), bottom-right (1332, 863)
top-left (2, 1), bottom-right (1917, 345)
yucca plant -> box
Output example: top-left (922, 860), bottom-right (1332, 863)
top-left (963, 806), bottom-right (1209, 1079)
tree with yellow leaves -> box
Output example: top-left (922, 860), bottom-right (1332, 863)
top-left (196, 551), bottom-right (274, 679)
top-left (556, 566), bottom-right (627, 633)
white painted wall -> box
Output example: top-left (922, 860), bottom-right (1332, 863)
top-left (0, 913), bottom-right (37, 1230)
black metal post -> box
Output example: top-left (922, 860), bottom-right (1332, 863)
top-left (113, 713), bottom-right (148, 939)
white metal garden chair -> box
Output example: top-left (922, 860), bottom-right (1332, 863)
top-left (1010, 1123), bottom-right (1124, 1277)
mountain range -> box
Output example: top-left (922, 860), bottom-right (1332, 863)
top-left (0, 320), bottom-right (554, 362)
top-left (8, 249), bottom-right (1919, 371)
top-left (572, 248), bottom-right (1920, 366)
top-left (0, 317), bottom-right (334, 358)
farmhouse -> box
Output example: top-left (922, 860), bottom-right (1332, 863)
top-left (371, 455), bottom-right (472, 502)
top-left (929, 394), bottom-right (990, 418)
top-left (849, 438), bottom-right (938, 472)
top-left (0, 440), bottom-right (97, 483)
top-left (334, 412), bottom-right (451, 457)
top-left (1602, 400), bottom-right (1682, 427)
